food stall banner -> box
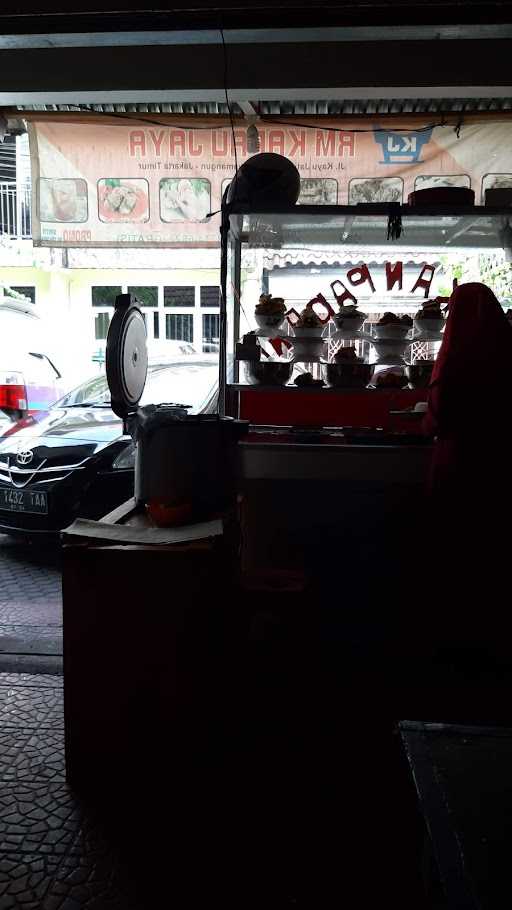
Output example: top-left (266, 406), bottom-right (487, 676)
top-left (28, 118), bottom-right (512, 248)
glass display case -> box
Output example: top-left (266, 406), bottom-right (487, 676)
top-left (219, 202), bottom-right (512, 416)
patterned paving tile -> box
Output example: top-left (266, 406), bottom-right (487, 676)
top-left (0, 656), bottom-right (63, 676)
top-left (0, 674), bottom-right (63, 689)
top-left (0, 783), bottom-right (82, 856)
top-left (0, 540), bottom-right (62, 675)
top-left (42, 846), bottom-right (143, 910)
top-left (0, 730), bottom-right (65, 783)
top-left (0, 852), bottom-right (60, 909)
top-left (0, 686), bottom-right (63, 729)
top-left (0, 625), bottom-right (62, 656)
top-left (0, 589), bottom-right (60, 612)
top-left (0, 603), bottom-right (62, 627)
top-left (0, 538), bottom-right (62, 633)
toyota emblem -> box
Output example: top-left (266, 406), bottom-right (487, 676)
top-left (16, 448), bottom-right (34, 466)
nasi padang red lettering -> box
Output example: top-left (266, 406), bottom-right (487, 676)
top-left (278, 260), bottom-right (437, 332)
top-left (329, 260), bottom-right (436, 305)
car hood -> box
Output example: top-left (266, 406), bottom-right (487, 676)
top-left (1, 406), bottom-right (124, 444)
top-left (0, 406), bottom-right (126, 470)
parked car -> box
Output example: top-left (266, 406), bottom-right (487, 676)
top-left (0, 298), bottom-right (62, 424)
top-left (92, 339), bottom-right (197, 368)
top-left (0, 357), bottom-right (218, 537)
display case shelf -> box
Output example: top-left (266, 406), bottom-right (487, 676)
top-left (227, 203), bottom-right (512, 250)
top-left (220, 199), bottom-right (511, 417)
top-left (229, 383), bottom-right (409, 393)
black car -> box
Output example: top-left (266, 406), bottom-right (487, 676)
top-left (0, 358), bottom-right (218, 537)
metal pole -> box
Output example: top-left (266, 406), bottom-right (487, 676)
top-left (232, 230), bottom-right (241, 385)
top-left (218, 207), bottom-right (229, 417)
top-left (15, 140), bottom-right (23, 239)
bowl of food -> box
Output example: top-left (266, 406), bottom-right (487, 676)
top-left (413, 300), bottom-right (445, 336)
top-left (405, 361), bottom-right (436, 388)
top-left (288, 305), bottom-right (327, 338)
top-left (373, 312), bottom-right (413, 340)
top-left (324, 346), bottom-right (372, 388)
top-left (372, 368), bottom-right (408, 389)
top-left (290, 337), bottom-right (326, 359)
top-left (325, 362), bottom-right (372, 389)
top-left (294, 372), bottom-right (325, 388)
top-left (254, 294), bottom-right (287, 332)
top-left (243, 360), bottom-right (293, 386)
top-left (333, 305), bottom-right (366, 334)
top-left (370, 338), bottom-right (410, 363)
top-left (292, 327), bottom-right (325, 341)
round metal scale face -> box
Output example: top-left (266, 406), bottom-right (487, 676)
top-left (106, 295), bottom-right (148, 418)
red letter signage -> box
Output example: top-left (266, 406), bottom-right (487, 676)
top-left (346, 263), bottom-right (376, 293)
top-left (385, 260), bottom-right (403, 291)
top-left (411, 264), bottom-right (436, 298)
top-left (129, 130), bottom-right (146, 158)
top-left (330, 279), bottom-right (358, 307)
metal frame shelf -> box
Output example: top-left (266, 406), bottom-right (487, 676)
top-left (219, 200), bottom-right (512, 415)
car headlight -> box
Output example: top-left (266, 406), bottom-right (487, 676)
top-left (112, 442), bottom-right (136, 470)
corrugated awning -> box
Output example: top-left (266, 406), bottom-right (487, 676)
top-left (13, 98), bottom-right (512, 118)
top-left (263, 250), bottom-right (442, 269)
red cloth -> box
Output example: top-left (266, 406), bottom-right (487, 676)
top-left (423, 283), bottom-right (512, 648)
top-left (425, 281), bottom-right (512, 502)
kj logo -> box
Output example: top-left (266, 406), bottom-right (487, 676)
top-left (373, 126), bottom-right (433, 165)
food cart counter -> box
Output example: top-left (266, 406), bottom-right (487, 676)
top-left (240, 427), bottom-right (432, 482)
top-left (238, 426), bottom-right (432, 575)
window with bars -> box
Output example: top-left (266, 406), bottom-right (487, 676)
top-left (200, 286), bottom-right (220, 308)
top-left (128, 286), bottom-right (158, 307)
top-left (202, 313), bottom-right (220, 352)
top-left (92, 286), bottom-right (122, 307)
top-left (166, 314), bottom-right (193, 342)
top-left (95, 312), bottom-right (111, 340)
top-left (164, 286), bottom-right (195, 307)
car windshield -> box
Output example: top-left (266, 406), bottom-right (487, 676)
top-left (55, 359), bottom-right (218, 414)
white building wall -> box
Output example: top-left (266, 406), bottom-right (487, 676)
top-left (0, 242), bottom-right (224, 393)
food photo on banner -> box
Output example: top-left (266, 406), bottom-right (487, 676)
top-left (97, 178), bottom-right (150, 223)
top-left (28, 118), bottom-right (512, 248)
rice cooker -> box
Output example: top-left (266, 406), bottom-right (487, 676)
top-left (106, 294), bottom-right (248, 516)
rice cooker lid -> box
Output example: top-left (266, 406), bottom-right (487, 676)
top-left (106, 293), bottom-right (148, 419)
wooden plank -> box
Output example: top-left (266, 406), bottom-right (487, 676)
top-left (99, 497), bottom-right (137, 525)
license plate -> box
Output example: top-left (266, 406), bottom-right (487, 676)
top-left (0, 487), bottom-right (48, 515)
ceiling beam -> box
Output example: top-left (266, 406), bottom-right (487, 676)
top-left (3, 88), bottom-right (512, 107)
top-left (0, 2), bottom-right (512, 32)
top-left (2, 24), bottom-right (512, 49)
top-left (0, 39), bottom-right (511, 105)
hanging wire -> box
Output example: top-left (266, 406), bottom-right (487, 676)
top-left (219, 25), bottom-right (239, 200)
top-left (35, 103), bottom-right (455, 136)
top-left (68, 104), bottom-right (223, 130)
top-left (259, 116), bottom-right (448, 134)
top-left (387, 208), bottom-right (403, 241)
